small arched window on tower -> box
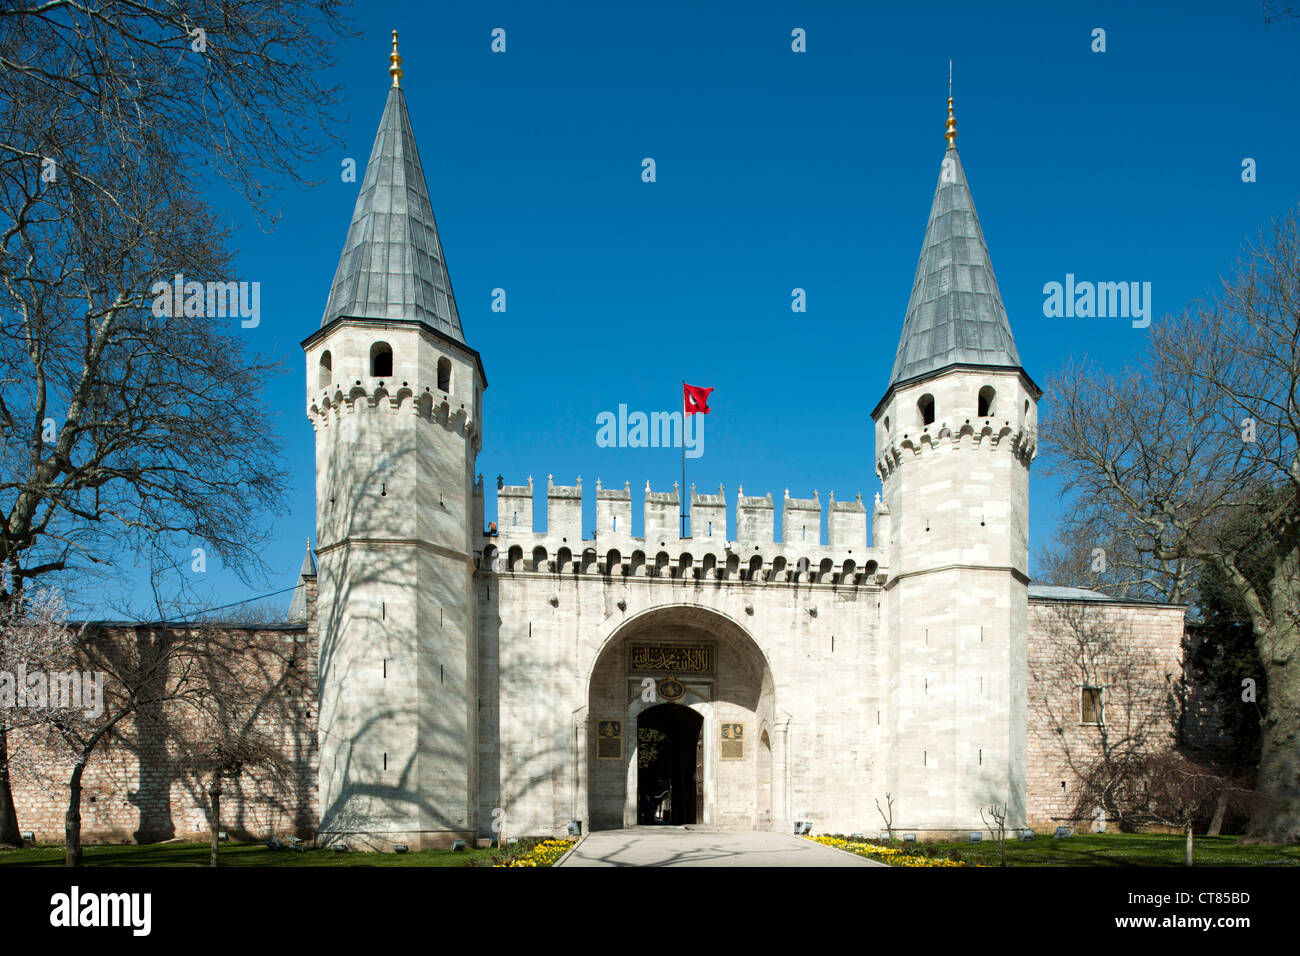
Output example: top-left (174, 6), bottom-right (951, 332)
top-left (370, 341), bottom-right (393, 378)
top-left (437, 357), bottom-right (451, 392)
top-left (883, 415), bottom-right (890, 435)
top-left (917, 393), bottom-right (935, 427)
top-left (318, 350), bottom-right (332, 389)
top-left (978, 385), bottom-right (996, 418)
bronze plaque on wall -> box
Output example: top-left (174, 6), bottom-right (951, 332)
top-left (597, 719), bottom-right (622, 760)
top-left (629, 643), bottom-right (713, 674)
top-left (720, 722), bottom-right (744, 760)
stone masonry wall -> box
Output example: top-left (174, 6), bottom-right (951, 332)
top-left (8, 622), bottom-right (319, 845)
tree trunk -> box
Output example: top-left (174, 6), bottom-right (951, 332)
top-left (1185, 823), bottom-right (1193, 867)
top-left (0, 720), bottom-right (23, 847)
top-left (1244, 616), bottom-right (1300, 844)
top-left (1207, 789), bottom-right (1228, 837)
top-left (209, 779), bottom-right (221, 868)
top-left (65, 759), bottom-right (85, 866)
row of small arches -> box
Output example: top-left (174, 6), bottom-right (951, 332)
top-left (482, 545), bottom-right (879, 585)
top-left (311, 388), bottom-right (465, 424)
top-left (318, 343), bottom-right (451, 392)
top-left (883, 385), bottom-right (1030, 432)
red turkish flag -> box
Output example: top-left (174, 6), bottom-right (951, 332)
top-left (683, 383), bottom-right (713, 415)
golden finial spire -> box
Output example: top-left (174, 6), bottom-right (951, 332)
top-left (389, 29), bottom-right (403, 88)
top-left (945, 60), bottom-right (957, 148)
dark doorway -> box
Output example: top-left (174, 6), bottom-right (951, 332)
top-left (637, 704), bottom-right (703, 825)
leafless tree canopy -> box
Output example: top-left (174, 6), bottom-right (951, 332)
top-left (0, 1), bottom-right (351, 222)
top-left (1040, 207), bottom-right (1300, 843)
top-left (0, 2), bottom-right (351, 596)
top-left (1264, 1), bottom-right (1300, 24)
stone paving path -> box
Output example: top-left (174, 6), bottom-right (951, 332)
top-left (556, 827), bottom-right (887, 867)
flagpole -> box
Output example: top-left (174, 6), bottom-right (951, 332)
top-left (681, 381), bottom-right (687, 539)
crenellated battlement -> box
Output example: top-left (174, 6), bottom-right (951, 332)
top-left (307, 383), bottom-right (478, 440)
top-left (482, 476), bottom-right (890, 586)
top-left (876, 419), bottom-right (1036, 482)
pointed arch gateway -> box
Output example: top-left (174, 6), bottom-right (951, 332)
top-left (579, 605), bottom-right (780, 831)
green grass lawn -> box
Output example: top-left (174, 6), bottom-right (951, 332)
top-left (0, 840), bottom-right (524, 867)
top-left (5, 832), bottom-right (1295, 867)
top-left (826, 832), bottom-right (1300, 867)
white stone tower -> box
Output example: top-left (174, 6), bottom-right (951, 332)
top-left (872, 93), bottom-right (1040, 833)
top-left (303, 33), bottom-right (486, 849)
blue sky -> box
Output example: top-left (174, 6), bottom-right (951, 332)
top-left (103, 0), bottom-right (1300, 617)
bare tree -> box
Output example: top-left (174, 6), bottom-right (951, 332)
top-left (174, 620), bottom-right (306, 865)
top-left (0, 0), bottom-right (350, 845)
top-left (0, 562), bottom-right (84, 845)
top-left (53, 625), bottom-right (207, 865)
top-left (0, 2), bottom-right (351, 225)
top-left (981, 802), bottom-right (1008, 866)
top-left (20, 616), bottom-right (304, 866)
top-left (875, 792), bottom-right (894, 840)
top-left (1043, 207), bottom-right (1300, 843)
top-left (1035, 520), bottom-right (1193, 606)
top-left (186, 737), bottom-right (292, 867)
top-left (1075, 752), bottom-right (1251, 866)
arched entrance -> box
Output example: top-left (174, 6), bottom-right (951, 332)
top-left (637, 703), bottom-right (703, 824)
top-left (582, 604), bottom-right (779, 831)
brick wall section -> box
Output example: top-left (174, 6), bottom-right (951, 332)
top-left (8, 619), bottom-right (319, 845)
top-left (1025, 598), bottom-right (1186, 829)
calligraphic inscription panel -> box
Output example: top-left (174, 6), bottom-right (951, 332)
top-left (720, 722), bottom-right (744, 760)
top-left (596, 719), bottom-right (622, 759)
top-left (628, 643), bottom-right (713, 674)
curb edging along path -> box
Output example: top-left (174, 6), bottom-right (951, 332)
top-left (552, 835), bottom-right (587, 867)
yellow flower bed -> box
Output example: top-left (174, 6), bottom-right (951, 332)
top-left (496, 838), bottom-right (574, 867)
top-left (807, 834), bottom-right (968, 867)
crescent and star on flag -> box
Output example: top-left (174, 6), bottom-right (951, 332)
top-left (679, 383), bottom-right (712, 537)
top-left (683, 383), bottom-right (713, 415)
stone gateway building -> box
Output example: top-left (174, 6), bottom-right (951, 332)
top-left (298, 45), bottom-right (1185, 851)
top-left (8, 44), bottom-right (1186, 849)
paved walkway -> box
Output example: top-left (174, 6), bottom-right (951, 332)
top-left (557, 827), bottom-right (886, 867)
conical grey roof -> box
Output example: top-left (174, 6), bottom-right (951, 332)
top-left (298, 540), bottom-right (317, 577)
top-left (320, 85), bottom-right (465, 342)
top-left (889, 146), bottom-right (1020, 386)
top-left (286, 540), bottom-right (316, 624)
